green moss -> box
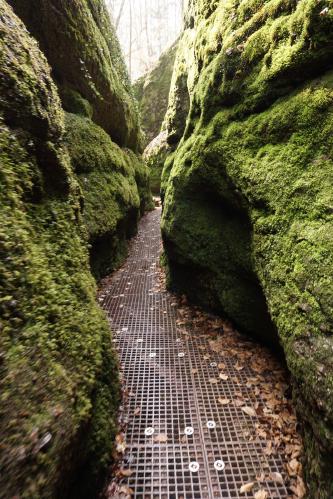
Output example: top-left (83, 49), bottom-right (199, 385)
top-left (0, 3), bottom-right (119, 496)
top-left (162, 0), bottom-right (333, 495)
top-left (8, 0), bottom-right (142, 150)
top-left (144, 132), bottom-right (170, 195)
top-left (60, 87), bottom-right (93, 119)
top-left (134, 41), bottom-right (178, 146)
top-left (65, 113), bottom-right (152, 278)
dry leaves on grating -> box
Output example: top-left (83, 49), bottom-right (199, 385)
top-left (254, 490), bottom-right (268, 499)
top-left (154, 433), bottom-right (168, 443)
top-left (241, 406), bottom-right (256, 417)
top-left (239, 481), bottom-right (255, 494)
top-left (218, 398), bottom-right (230, 405)
top-left (172, 296), bottom-right (305, 497)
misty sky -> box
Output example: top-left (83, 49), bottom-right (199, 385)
top-left (107, 0), bottom-right (183, 81)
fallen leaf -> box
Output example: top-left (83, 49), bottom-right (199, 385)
top-left (241, 406), bottom-right (256, 417)
top-left (287, 458), bottom-right (301, 477)
top-left (191, 368), bottom-right (199, 374)
top-left (254, 490), bottom-right (268, 499)
top-left (218, 362), bottom-right (226, 369)
top-left (235, 363), bottom-right (244, 371)
top-left (119, 468), bottom-right (134, 477)
top-left (154, 433), bottom-right (168, 443)
top-left (115, 433), bottom-right (126, 454)
top-left (119, 485), bottom-right (134, 496)
top-left (134, 407), bottom-right (141, 416)
top-left (218, 398), bottom-right (230, 405)
top-left (234, 398), bottom-right (244, 407)
top-left (290, 477), bottom-right (306, 498)
top-left (219, 373), bottom-right (229, 381)
top-left (209, 377), bottom-right (219, 384)
top-left (270, 471), bottom-right (283, 484)
top-left (239, 481), bottom-right (255, 494)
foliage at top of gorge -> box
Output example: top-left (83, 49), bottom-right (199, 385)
top-left (161, 1), bottom-right (333, 497)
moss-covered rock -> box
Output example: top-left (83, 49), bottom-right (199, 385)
top-left (0, 2), bottom-right (120, 497)
top-left (134, 39), bottom-right (192, 195)
top-left (143, 131), bottom-right (169, 195)
top-left (134, 41), bottom-right (178, 147)
top-left (8, 0), bottom-right (153, 279)
top-left (65, 113), bottom-right (153, 278)
top-left (7, 0), bottom-right (141, 151)
top-left (162, 1), bottom-right (333, 495)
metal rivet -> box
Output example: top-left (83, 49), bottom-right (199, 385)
top-left (176, 339), bottom-right (181, 343)
top-left (149, 352), bottom-right (156, 358)
top-left (189, 461), bottom-right (200, 473)
top-left (144, 427), bottom-right (154, 436)
top-left (178, 352), bottom-right (185, 358)
top-left (137, 339), bottom-right (143, 343)
top-left (214, 460), bottom-right (225, 471)
top-left (210, 362), bottom-right (217, 367)
top-left (207, 420), bottom-right (216, 429)
top-left (184, 427), bottom-right (194, 436)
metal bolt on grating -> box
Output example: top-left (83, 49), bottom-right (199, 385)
top-left (102, 208), bottom-right (292, 498)
top-left (189, 462), bottom-right (200, 473)
top-left (214, 460), bottom-right (226, 472)
top-left (207, 420), bottom-right (217, 430)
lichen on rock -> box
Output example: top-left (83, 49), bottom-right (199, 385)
top-left (0, 2), bottom-right (120, 497)
top-left (161, 1), bottom-right (333, 496)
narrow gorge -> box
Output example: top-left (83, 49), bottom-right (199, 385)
top-left (0, 0), bottom-right (332, 498)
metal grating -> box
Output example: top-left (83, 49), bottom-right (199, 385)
top-left (101, 208), bottom-right (290, 498)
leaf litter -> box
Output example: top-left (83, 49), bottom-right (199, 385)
top-left (169, 290), bottom-right (305, 498)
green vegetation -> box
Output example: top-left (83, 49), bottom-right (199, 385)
top-left (7, 0), bottom-right (141, 150)
top-left (65, 113), bottom-right (152, 278)
top-left (134, 41), bottom-right (178, 147)
top-left (134, 42), bottom-right (180, 195)
top-left (0, 2), bottom-right (120, 497)
top-left (162, 1), bottom-right (333, 496)
top-left (8, 0), bottom-right (153, 279)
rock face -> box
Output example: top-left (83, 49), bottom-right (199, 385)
top-left (0, 2), bottom-right (120, 497)
top-left (8, 0), bottom-right (153, 278)
top-left (134, 41), bottom-right (178, 147)
top-left (162, 1), bottom-right (333, 496)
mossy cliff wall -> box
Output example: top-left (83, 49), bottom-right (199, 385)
top-left (8, 0), bottom-right (153, 278)
top-left (161, 0), bottom-right (333, 496)
top-left (0, 2), bottom-right (120, 497)
top-left (133, 42), bottom-right (179, 195)
top-left (134, 41), bottom-right (178, 147)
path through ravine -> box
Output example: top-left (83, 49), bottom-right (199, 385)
top-left (100, 208), bottom-right (304, 499)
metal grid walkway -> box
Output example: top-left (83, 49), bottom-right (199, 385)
top-left (101, 208), bottom-right (290, 498)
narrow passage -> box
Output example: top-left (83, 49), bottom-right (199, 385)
top-left (100, 208), bottom-right (301, 498)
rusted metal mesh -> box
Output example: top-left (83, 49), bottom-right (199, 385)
top-left (101, 208), bottom-right (295, 498)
